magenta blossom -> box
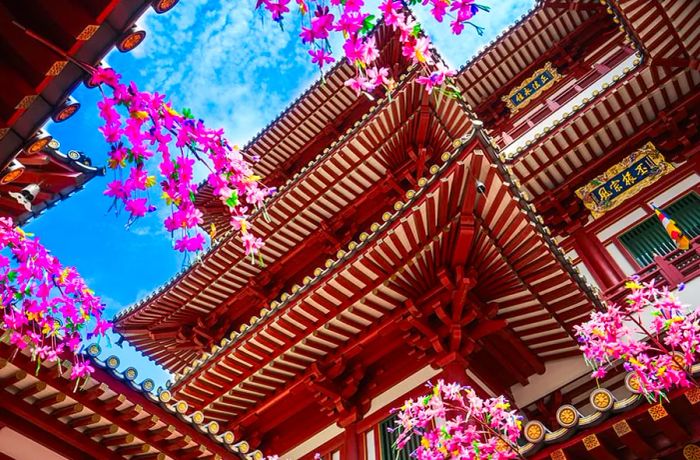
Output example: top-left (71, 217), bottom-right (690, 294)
top-left (93, 69), bottom-right (272, 262)
top-left (0, 218), bottom-right (109, 381)
top-left (309, 48), bottom-right (335, 69)
top-left (575, 279), bottom-right (699, 401)
top-left (393, 380), bottom-right (522, 459)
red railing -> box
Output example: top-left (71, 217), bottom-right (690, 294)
top-left (604, 236), bottom-right (700, 304)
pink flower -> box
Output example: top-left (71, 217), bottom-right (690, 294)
top-left (125, 198), bottom-right (149, 218)
top-left (344, 75), bottom-right (374, 95)
top-left (367, 66), bottom-right (390, 87)
top-left (309, 49), bottom-right (335, 69)
top-left (265, 0), bottom-right (290, 21)
top-left (242, 233), bottom-right (264, 256)
top-left (70, 361), bottom-right (95, 380)
top-left (174, 233), bottom-right (206, 252)
top-left (378, 0), bottom-right (402, 25)
top-left (575, 279), bottom-right (699, 400)
top-left (91, 67), bottom-right (121, 87)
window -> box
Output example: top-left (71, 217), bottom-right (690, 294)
top-left (619, 192), bottom-right (700, 266)
top-left (379, 414), bottom-right (420, 460)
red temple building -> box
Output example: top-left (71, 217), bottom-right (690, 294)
top-left (1, 0), bottom-right (699, 459)
top-left (113, 0), bottom-right (700, 458)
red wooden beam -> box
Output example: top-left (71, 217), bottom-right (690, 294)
top-left (0, 343), bottom-right (237, 459)
top-left (0, 398), bottom-right (122, 460)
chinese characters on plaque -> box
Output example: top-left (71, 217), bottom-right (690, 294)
top-left (576, 143), bottom-right (674, 218)
top-left (502, 62), bottom-right (563, 114)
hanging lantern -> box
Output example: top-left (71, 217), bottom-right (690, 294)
top-left (9, 184), bottom-right (40, 211)
top-left (0, 160), bottom-right (25, 184)
top-left (52, 96), bottom-right (80, 122)
top-left (152, 0), bottom-right (179, 13)
top-left (26, 130), bottom-right (52, 154)
top-left (117, 26), bottom-right (146, 52)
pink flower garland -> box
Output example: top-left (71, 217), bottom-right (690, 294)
top-left (0, 217), bottom-right (108, 381)
top-left (259, 0), bottom-right (489, 97)
top-left (575, 278), bottom-right (699, 400)
top-left (392, 380), bottom-right (523, 459)
top-left (92, 68), bottom-right (273, 261)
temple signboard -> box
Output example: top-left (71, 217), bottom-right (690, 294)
top-left (502, 62), bottom-right (562, 114)
top-left (576, 143), bottom-right (674, 218)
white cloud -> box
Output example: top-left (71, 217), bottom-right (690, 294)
top-left (134, 0), bottom-right (315, 145)
top-left (415, 0), bottom-right (537, 68)
top-left (128, 0), bottom-right (534, 151)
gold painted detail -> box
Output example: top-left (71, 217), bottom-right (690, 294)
top-left (625, 372), bottom-right (642, 393)
top-left (686, 387), bottom-right (700, 404)
top-left (583, 434), bottom-right (600, 450)
top-left (502, 62), bottom-right (563, 114)
top-left (648, 404), bottom-right (668, 421)
top-left (683, 444), bottom-right (700, 460)
top-left (556, 405), bottom-right (578, 428)
top-left (550, 449), bottom-right (567, 460)
top-left (15, 95), bottom-right (37, 110)
top-left (576, 142), bottom-right (674, 218)
top-left (613, 420), bottom-right (632, 437)
top-left (524, 421), bottom-right (545, 443)
top-left (0, 128), bottom-right (8, 140)
top-left (46, 61), bottom-right (68, 76)
top-left (77, 25), bottom-right (100, 41)
top-left (590, 388), bottom-right (614, 411)
top-left (175, 400), bottom-right (188, 414)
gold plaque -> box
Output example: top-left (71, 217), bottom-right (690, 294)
top-left (502, 62), bottom-right (563, 114)
top-left (576, 142), bottom-right (674, 218)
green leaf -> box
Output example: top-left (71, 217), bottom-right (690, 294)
top-left (182, 108), bottom-right (194, 119)
top-left (7, 271), bottom-right (17, 282)
top-left (411, 23), bottom-right (422, 37)
top-left (360, 14), bottom-right (376, 35)
top-left (225, 192), bottom-right (239, 208)
top-left (189, 191), bottom-right (196, 203)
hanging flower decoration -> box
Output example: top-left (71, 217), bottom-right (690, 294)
top-left (258, 0), bottom-right (489, 98)
top-left (0, 217), bottom-right (108, 382)
top-left (392, 380), bottom-right (523, 459)
top-left (92, 68), bottom-right (273, 262)
top-left (575, 278), bottom-right (699, 401)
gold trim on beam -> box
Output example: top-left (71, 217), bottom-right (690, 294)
top-left (648, 403), bottom-right (668, 421)
top-left (77, 25), bottom-right (100, 41)
top-left (613, 420), bottom-right (632, 437)
top-left (501, 62), bottom-right (563, 114)
top-left (46, 61), bottom-right (68, 76)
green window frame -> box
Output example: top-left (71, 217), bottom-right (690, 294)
top-left (379, 414), bottom-right (420, 460)
top-left (619, 192), bottom-right (700, 267)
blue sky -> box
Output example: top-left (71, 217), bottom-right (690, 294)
top-left (26, 0), bottom-right (534, 387)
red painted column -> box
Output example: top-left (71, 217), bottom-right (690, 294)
top-left (440, 360), bottom-right (470, 387)
top-left (570, 226), bottom-right (625, 290)
top-left (343, 423), bottom-right (360, 460)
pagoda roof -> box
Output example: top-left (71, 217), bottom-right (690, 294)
top-left (0, 0), bottom-right (156, 224)
top-left (244, 19), bottom-right (402, 180)
top-left (519, 364), bottom-right (700, 458)
top-left (195, 20), bottom-right (409, 230)
top-left (0, 340), bottom-right (260, 459)
top-left (165, 125), bottom-right (600, 427)
top-left (514, 61), bottom-right (699, 233)
top-left (455, 0), bottom-right (609, 112)
top-left (0, 142), bottom-right (104, 225)
top-left (114, 66), bottom-right (474, 372)
top-left (0, 0), bottom-right (152, 166)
